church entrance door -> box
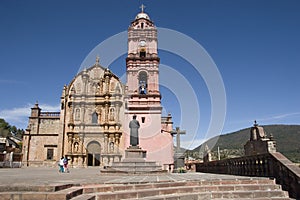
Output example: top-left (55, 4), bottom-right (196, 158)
top-left (87, 141), bottom-right (101, 166)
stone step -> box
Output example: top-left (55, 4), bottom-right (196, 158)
top-left (128, 193), bottom-right (293, 200)
top-left (54, 186), bottom-right (83, 199)
top-left (107, 161), bottom-right (164, 173)
top-left (0, 186), bottom-right (83, 200)
top-left (0, 183), bottom-right (73, 192)
top-left (79, 178), bottom-right (291, 200)
top-left (112, 161), bottom-right (158, 166)
top-left (0, 177), bottom-right (291, 200)
top-left (83, 184), bottom-right (282, 194)
top-left (70, 193), bottom-right (96, 200)
top-left (108, 167), bottom-right (163, 172)
top-left (82, 178), bottom-right (278, 193)
top-left (94, 185), bottom-right (290, 200)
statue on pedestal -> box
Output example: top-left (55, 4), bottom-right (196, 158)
top-left (129, 115), bottom-right (140, 146)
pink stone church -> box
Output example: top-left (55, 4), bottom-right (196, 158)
top-left (22, 8), bottom-right (175, 170)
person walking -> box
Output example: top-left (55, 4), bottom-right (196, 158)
top-left (63, 156), bottom-right (69, 173)
top-left (58, 157), bottom-right (64, 173)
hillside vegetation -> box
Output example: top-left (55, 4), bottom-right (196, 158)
top-left (191, 125), bottom-right (300, 163)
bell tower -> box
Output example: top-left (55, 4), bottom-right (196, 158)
top-left (126, 6), bottom-right (161, 122)
top-left (126, 5), bottom-right (160, 98)
top-left (124, 6), bottom-right (173, 168)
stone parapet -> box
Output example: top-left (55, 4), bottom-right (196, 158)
top-left (196, 152), bottom-right (300, 199)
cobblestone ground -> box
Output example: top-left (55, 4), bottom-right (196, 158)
top-left (0, 167), bottom-right (260, 187)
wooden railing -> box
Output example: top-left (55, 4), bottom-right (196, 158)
top-left (196, 152), bottom-right (300, 199)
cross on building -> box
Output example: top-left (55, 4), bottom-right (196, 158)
top-left (96, 55), bottom-right (100, 64)
top-left (140, 4), bottom-right (146, 13)
top-left (171, 127), bottom-right (186, 152)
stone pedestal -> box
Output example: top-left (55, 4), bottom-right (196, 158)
top-left (244, 139), bottom-right (276, 156)
top-left (123, 146), bottom-right (146, 162)
top-left (244, 122), bottom-right (277, 156)
top-left (101, 146), bottom-right (167, 174)
top-left (174, 152), bottom-right (185, 169)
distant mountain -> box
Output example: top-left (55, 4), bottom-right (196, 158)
top-left (191, 125), bottom-right (300, 163)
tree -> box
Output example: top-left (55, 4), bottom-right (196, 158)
top-left (0, 118), bottom-right (24, 138)
top-left (0, 118), bottom-right (11, 138)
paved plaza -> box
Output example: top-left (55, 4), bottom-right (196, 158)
top-left (0, 167), bottom-right (256, 187)
top-left (1, 167), bottom-right (292, 200)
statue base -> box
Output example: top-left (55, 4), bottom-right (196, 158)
top-left (123, 146), bottom-right (146, 162)
top-left (101, 146), bottom-right (167, 174)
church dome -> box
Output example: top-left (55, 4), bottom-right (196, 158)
top-left (135, 12), bottom-right (150, 20)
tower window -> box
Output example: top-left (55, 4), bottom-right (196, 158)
top-left (141, 23), bottom-right (144, 29)
top-left (140, 50), bottom-right (146, 58)
top-left (142, 117), bottom-right (145, 123)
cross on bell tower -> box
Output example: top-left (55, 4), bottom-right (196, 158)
top-left (140, 4), bottom-right (145, 13)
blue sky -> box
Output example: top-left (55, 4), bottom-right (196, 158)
top-left (0, 0), bottom-right (299, 149)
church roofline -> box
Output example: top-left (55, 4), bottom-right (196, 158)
top-left (65, 62), bottom-right (121, 97)
top-left (130, 16), bottom-right (153, 24)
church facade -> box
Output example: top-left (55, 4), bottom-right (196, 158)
top-left (22, 9), bottom-right (174, 169)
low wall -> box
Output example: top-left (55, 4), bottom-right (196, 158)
top-left (0, 152), bottom-right (22, 168)
top-left (196, 152), bottom-right (300, 199)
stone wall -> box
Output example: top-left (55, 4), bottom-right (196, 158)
top-left (22, 110), bottom-right (61, 167)
top-left (0, 152), bottom-right (22, 168)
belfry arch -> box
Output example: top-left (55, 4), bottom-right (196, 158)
top-left (138, 71), bottom-right (148, 94)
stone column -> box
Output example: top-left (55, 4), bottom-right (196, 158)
top-left (82, 70), bottom-right (88, 94)
top-left (105, 76), bottom-right (110, 93)
top-left (104, 134), bottom-right (108, 153)
top-left (105, 103), bottom-right (109, 123)
top-left (115, 103), bottom-right (120, 122)
top-left (100, 79), bottom-right (104, 94)
top-left (115, 134), bottom-right (120, 153)
top-left (96, 105), bottom-right (102, 124)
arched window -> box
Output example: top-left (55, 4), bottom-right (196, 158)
top-left (139, 71), bottom-right (148, 94)
top-left (92, 112), bottom-right (98, 124)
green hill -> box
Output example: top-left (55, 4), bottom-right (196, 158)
top-left (191, 125), bottom-right (300, 163)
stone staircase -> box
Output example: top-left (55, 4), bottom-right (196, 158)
top-left (102, 160), bottom-right (166, 174)
top-left (0, 177), bottom-right (292, 200)
top-left (0, 184), bottom-right (85, 200)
